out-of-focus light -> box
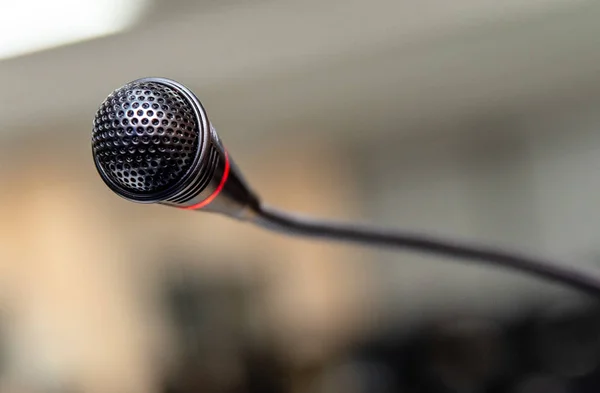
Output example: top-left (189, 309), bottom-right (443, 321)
top-left (0, 0), bottom-right (148, 60)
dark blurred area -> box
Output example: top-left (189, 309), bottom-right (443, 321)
top-left (3, 0), bottom-right (600, 392)
top-left (155, 275), bottom-right (600, 393)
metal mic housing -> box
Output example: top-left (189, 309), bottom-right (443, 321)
top-left (92, 77), bottom-right (259, 218)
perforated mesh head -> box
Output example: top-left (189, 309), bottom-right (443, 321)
top-left (92, 80), bottom-right (200, 197)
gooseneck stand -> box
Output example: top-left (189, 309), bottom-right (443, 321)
top-left (252, 204), bottom-right (600, 297)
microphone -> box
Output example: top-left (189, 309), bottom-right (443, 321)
top-left (92, 77), bottom-right (600, 297)
top-left (92, 77), bottom-right (259, 219)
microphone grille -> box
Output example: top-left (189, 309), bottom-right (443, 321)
top-left (92, 81), bottom-right (200, 196)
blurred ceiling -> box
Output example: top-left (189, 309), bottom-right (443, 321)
top-left (1, 0), bottom-right (600, 143)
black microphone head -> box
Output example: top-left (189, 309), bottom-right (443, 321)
top-left (92, 77), bottom-right (258, 217)
top-left (92, 78), bottom-right (206, 201)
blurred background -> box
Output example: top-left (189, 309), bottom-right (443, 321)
top-left (2, 0), bottom-right (600, 392)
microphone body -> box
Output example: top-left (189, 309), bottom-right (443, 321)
top-left (92, 77), bottom-right (259, 219)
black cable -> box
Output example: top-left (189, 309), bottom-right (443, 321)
top-left (253, 204), bottom-right (600, 297)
